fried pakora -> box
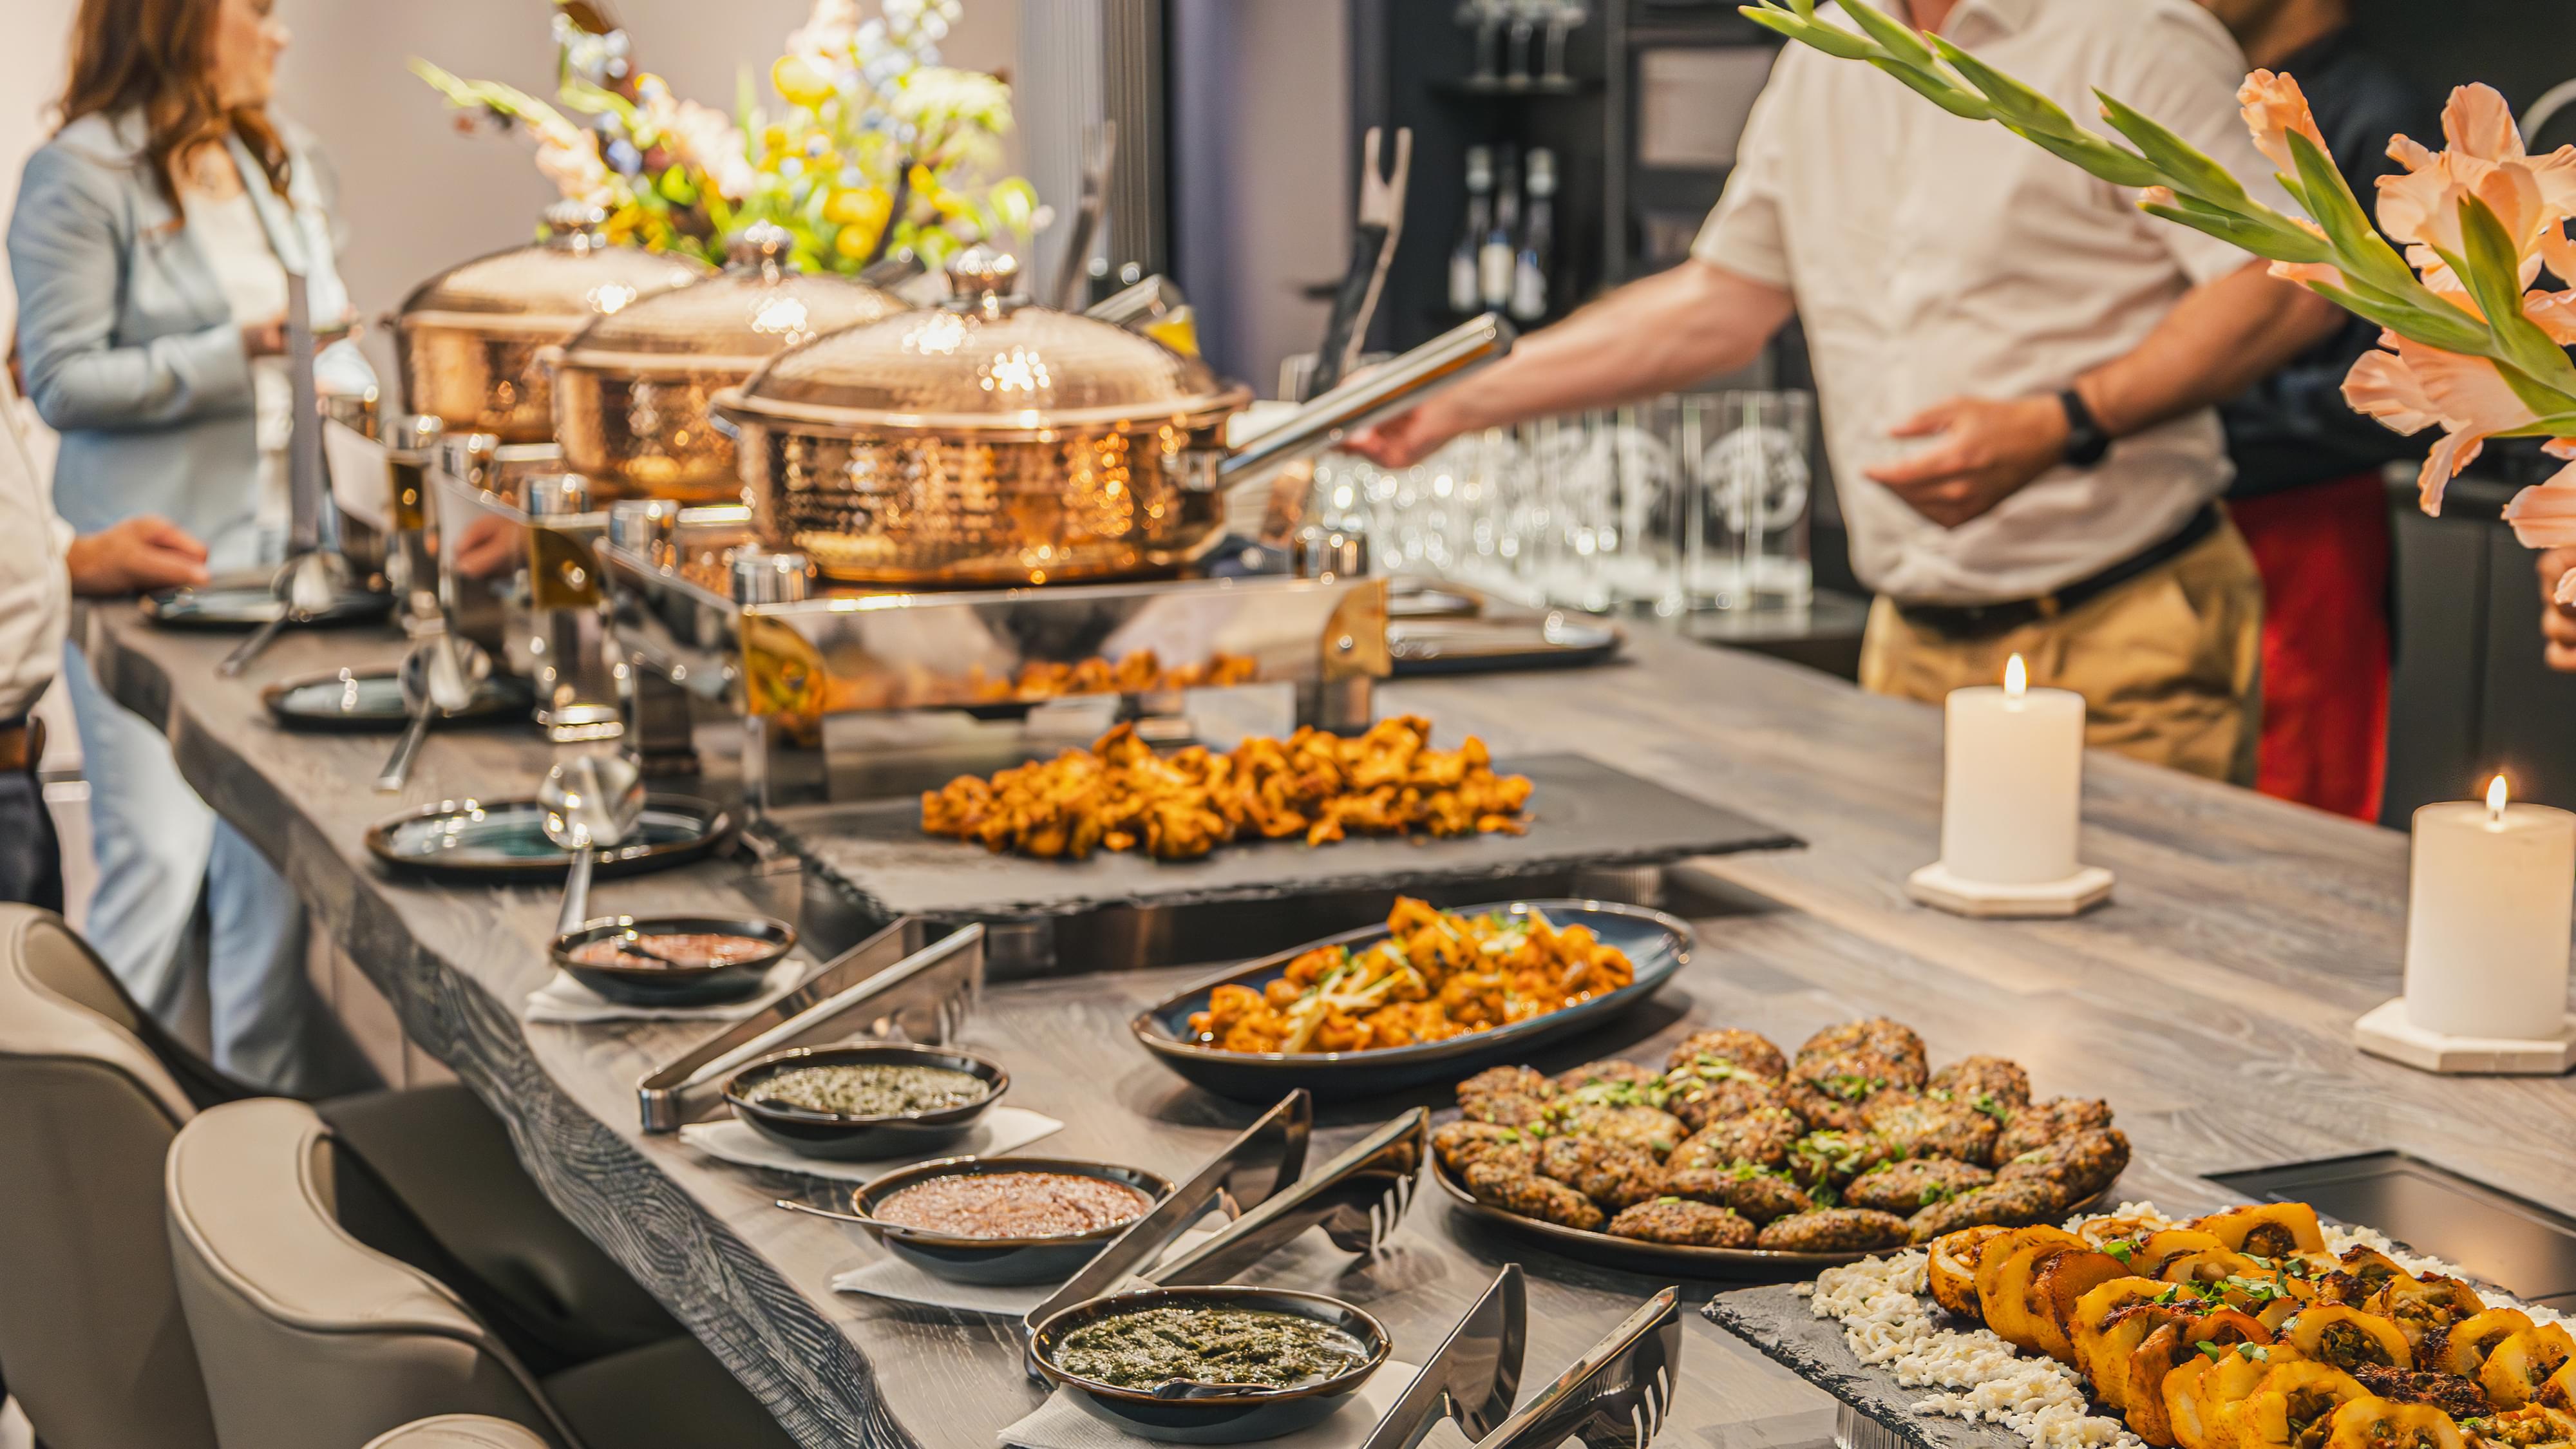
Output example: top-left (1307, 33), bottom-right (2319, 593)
top-left (1189, 897), bottom-right (1635, 1055)
top-left (922, 716), bottom-right (1533, 860)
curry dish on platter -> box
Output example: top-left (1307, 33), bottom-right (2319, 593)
top-left (1184, 897), bottom-right (1636, 1054)
top-left (920, 715), bottom-right (1532, 860)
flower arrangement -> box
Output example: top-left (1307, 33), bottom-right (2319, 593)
top-left (413, 0), bottom-right (1038, 275)
top-left (1738, 1), bottom-right (2576, 592)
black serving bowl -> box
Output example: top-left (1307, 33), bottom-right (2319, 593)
top-left (549, 914), bottom-right (796, 1008)
top-left (1030, 1286), bottom-right (1392, 1444)
top-left (724, 1044), bottom-right (1009, 1162)
top-left (1131, 900), bottom-right (1690, 1102)
top-left (843, 1155), bottom-right (1173, 1285)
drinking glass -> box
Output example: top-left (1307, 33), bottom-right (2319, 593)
top-left (1683, 389), bottom-right (1814, 611)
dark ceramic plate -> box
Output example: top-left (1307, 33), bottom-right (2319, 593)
top-left (1387, 613), bottom-right (1624, 676)
top-left (1031, 1286), bottom-right (1392, 1444)
top-left (834, 1155), bottom-right (1173, 1285)
top-left (1131, 900), bottom-right (1690, 1102)
top-left (1430, 1153), bottom-right (2113, 1281)
top-left (726, 1044), bottom-right (1009, 1162)
top-left (263, 667), bottom-right (532, 732)
top-left (142, 580), bottom-right (393, 630)
top-left (363, 795), bottom-right (732, 884)
top-left (550, 914), bottom-right (797, 1008)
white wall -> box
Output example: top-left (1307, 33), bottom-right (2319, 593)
top-left (4, 0), bottom-right (1021, 337)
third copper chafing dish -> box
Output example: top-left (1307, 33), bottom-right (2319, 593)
top-left (551, 223), bottom-right (908, 504)
top-left (396, 204), bottom-right (710, 444)
top-left (714, 247), bottom-right (1513, 588)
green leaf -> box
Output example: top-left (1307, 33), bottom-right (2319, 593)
top-left (1930, 35), bottom-right (2084, 140)
top-left (2013, 126), bottom-right (2166, 191)
top-left (1866, 58), bottom-right (1995, 122)
top-left (2499, 412), bottom-right (2576, 438)
top-left (1838, 0), bottom-right (1937, 68)
top-left (2456, 194), bottom-right (2576, 394)
top-left (2137, 198), bottom-right (2316, 260)
top-left (2304, 279), bottom-right (2494, 355)
top-left (2282, 131), bottom-right (2416, 298)
top-left (1739, 7), bottom-right (1881, 61)
top-left (2094, 91), bottom-right (2248, 207)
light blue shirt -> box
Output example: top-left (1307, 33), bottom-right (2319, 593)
top-left (8, 110), bottom-right (373, 554)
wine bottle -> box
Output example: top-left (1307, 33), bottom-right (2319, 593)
top-left (1450, 146), bottom-right (1494, 314)
top-left (1480, 146), bottom-right (1519, 310)
top-left (1511, 147), bottom-right (1555, 322)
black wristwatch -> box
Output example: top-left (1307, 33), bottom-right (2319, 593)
top-left (2058, 388), bottom-right (2112, 468)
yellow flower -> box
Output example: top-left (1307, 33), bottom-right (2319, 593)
top-left (772, 55), bottom-right (833, 108)
top-left (833, 219), bottom-right (883, 258)
top-left (824, 188), bottom-right (889, 227)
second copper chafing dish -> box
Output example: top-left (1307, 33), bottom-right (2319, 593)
top-left (551, 223), bottom-right (908, 504)
top-left (714, 247), bottom-right (1513, 589)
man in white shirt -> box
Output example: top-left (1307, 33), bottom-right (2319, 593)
top-left (1, 370), bottom-right (209, 911)
top-left (1352, 0), bottom-right (2344, 784)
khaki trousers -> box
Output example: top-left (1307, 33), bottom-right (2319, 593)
top-left (1859, 520), bottom-right (2265, 786)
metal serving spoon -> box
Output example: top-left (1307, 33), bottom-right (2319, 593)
top-left (375, 634), bottom-right (491, 792)
top-left (540, 751), bottom-right (645, 936)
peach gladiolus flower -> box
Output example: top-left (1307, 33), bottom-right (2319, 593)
top-left (2344, 333), bottom-right (2546, 512)
top-left (2378, 85), bottom-right (2576, 282)
top-left (2239, 70), bottom-right (2327, 178)
top-left (2502, 449), bottom-right (2576, 601)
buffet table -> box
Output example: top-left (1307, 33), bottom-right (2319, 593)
top-left (72, 600), bottom-right (2576, 1449)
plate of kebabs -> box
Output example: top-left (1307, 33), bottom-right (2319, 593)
top-left (1426, 1016), bottom-right (2132, 1278)
top-left (1710, 1198), bottom-right (2576, 1449)
top-left (920, 716), bottom-right (1534, 862)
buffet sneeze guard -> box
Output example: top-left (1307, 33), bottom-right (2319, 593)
top-left (599, 504), bottom-right (1395, 812)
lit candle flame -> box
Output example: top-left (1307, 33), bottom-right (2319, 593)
top-left (2488, 773), bottom-right (2510, 822)
top-left (2003, 654), bottom-right (2028, 699)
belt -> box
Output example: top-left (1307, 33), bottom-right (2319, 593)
top-left (0, 715), bottom-right (40, 775)
top-left (1890, 504), bottom-right (2223, 643)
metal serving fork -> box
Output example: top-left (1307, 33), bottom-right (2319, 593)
top-left (1472, 1287), bottom-right (1681, 1449)
top-left (1358, 1264), bottom-right (1528, 1449)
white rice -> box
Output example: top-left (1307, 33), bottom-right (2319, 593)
top-left (1801, 1200), bottom-right (2526, 1449)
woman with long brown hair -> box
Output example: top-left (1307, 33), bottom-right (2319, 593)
top-left (8, 0), bottom-right (370, 1094)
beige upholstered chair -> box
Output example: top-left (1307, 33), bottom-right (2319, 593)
top-left (167, 1097), bottom-right (799, 1449)
top-left (0, 905), bottom-right (680, 1449)
top-left (365, 1417), bottom-right (554, 1449)
top-left (0, 905), bottom-right (223, 1449)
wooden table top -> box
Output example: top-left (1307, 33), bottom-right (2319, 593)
top-left (72, 601), bottom-right (2576, 1449)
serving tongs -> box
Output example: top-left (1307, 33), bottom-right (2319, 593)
top-left (1472, 1287), bottom-right (1682, 1449)
top-left (1356, 1265), bottom-right (1526, 1449)
top-left (1050, 122), bottom-right (1120, 312)
top-left (1021, 1105), bottom-right (1429, 1378)
top-left (634, 917), bottom-right (984, 1133)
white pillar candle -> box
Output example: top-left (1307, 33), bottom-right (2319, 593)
top-left (2402, 776), bottom-right (2576, 1039)
top-left (1938, 655), bottom-right (2086, 886)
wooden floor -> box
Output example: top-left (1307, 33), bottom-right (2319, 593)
top-left (71, 601), bottom-right (2576, 1449)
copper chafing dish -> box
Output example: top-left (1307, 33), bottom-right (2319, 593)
top-left (714, 247), bottom-right (1513, 588)
top-left (395, 204), bottom-right (710, 444)
top-left (551, 223), bottom-right (908, 504)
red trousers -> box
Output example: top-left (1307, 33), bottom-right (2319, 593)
top-left (2228, 472), bottom-right (2391, 821)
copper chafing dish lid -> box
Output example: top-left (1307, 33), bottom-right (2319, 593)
top-left (397, 204), bottom-right (712, 337)
top-left (716, 246), bottom-right (1252, 437)
top-left (558, 223), bottom-right (909, 372)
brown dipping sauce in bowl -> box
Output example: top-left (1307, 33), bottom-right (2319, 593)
top-left (874, 1171), bottom-right (1153, 1240)
top-left (564, 931), bottom-right (775, 970)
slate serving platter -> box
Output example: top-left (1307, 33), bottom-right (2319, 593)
top-left (1703, 1283), bottom-right (2033, 1449)
top-left (765, 753), bottom-right (1803, 921)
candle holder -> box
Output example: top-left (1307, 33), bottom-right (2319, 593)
top-left (1907, 654), bottom-right (2114, 920)
top-left (1904, 860), bottom-right (2115, 918)
top-left (2351, 999), bottom-right (2576, 1075)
